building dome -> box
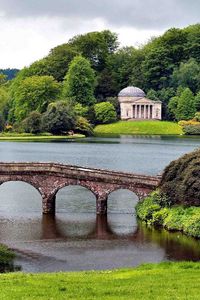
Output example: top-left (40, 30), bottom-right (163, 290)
top-left (118, 86), bottom-right (146, 98)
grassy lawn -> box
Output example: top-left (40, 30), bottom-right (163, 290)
top-left (94, 120), bottom-right (183, 136)
top-left (0, 133), bottom-right (85, 141)
top-left (1, 262), bottom-right (200, 299)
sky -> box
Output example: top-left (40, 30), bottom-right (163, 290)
top-left (0, 0), bottom-right (199, 69)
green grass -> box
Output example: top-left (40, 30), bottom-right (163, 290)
top-left (0, 262), bottom-right (200, 299)
top-left (94, 120), bottom-right (183, 136)
top-left (0, 133), bottom-right (85, 141)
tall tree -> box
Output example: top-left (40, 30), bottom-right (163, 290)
top-left (68, 30), bottom-right (119, 71)
top-left (13, 75), bottom-right (60, 122)
top-left (176, 88), bottom-right (196, 120)
top-left (63, 56), bottom-right (96, 106)
top-left (171, 58), bottom-right (200, 94)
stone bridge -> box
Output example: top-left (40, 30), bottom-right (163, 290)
top-left (0, 163), bottom-right (161, 215)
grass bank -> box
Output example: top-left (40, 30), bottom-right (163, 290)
top-left (136, 192), bottom-right (200, 239)
top-left (94, 120), bottom-right (183, 136)
top-left (0, 133), bottom-right (85, 141)
top-left (0, 262), bottom-right (200, 299)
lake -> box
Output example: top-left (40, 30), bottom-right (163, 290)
top-left (0, 135), bottom-right (200, 272)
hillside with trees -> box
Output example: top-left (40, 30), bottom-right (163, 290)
top-left (0, 24), bottom-right (200, 135)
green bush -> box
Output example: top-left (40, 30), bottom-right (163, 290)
top-left (163, 206), bottom-right (186, 231)
top-left (42, 100), bottom-right (76, 134)
top-left (136, 191), bottom-right (200, 239)
top-left (152, 208), bottom-right (169, 226)
top-left (160, 149), bottom-right (200, 206)
top-left (94, 102), bottom-right (117, 124)
top-left (194, 112), bottom-right (200, 122)
top-left (0, 244), bottom-right (18, 273)
top-left (75, 116), bottom-right (93, 136)
top-left (182, 124), bottom-right (200, 135)
top-left (22, 111), bottom-right (42, 134)
top-left (183, 213), bottom-right (200, 238)
top-left (136, 196), bottom-right (161, 222)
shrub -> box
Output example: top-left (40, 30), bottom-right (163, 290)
top-left (22, 111), bottom-right (42, 134)
top-left (0, 244), bottom-right (18, 273)
top-left (94, 102), bottom-right (117, 124)
top-left (136, 196), bottom-right (161, 222)
top-left (182, 124), bottom-right (200, 135)
top-left (160, 149), bottom-right (200, 206)
top-left (42, 100), bottom-right (76, 134)
top-left (75, 116), bottom-right (93, 136)
top-left (183, 213), bottom-right (200, 238)
top-left (194, 112), bottom-right (200, 122)
top-left (152, 208), bottom-right (169, 226)
top-left (163, 206), bottom-right (186, 231)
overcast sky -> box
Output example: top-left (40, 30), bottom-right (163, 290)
top-left (0, 0), bottom-right (199, 69)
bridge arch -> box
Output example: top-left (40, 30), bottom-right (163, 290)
top-left (0, 178), bottom-right (42, 197)
top-left (55, 184), bottom-right (96, 214)
top-left (0, 180), bottom-right (42, 213)
top-left (52, 181), bottom-right (98, 199)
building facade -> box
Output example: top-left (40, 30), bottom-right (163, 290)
top-left (118, 86), bottom-right (162, 120)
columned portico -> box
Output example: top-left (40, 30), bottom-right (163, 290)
top-left (132, 104), bottom-right (156, 119)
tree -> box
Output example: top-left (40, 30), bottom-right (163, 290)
top-left (42, 101), bottom-right (76, 134)
top-left (94, 102), bottom-right (117, 124)
top-left (75, 116), bottom-right (93, 136)
top-left (142, 47), bottom-right (174, 90)
top-left (68, 30), bottom-right (119, 71)
top-left (13, 75), bottom-right (60, 122)
top-left (63, 56), bottom-right (96, 106)
top-left (22, 111), bottom-right (42, 134)
top-left (195, 92), bottom-right (200, 111)
top-left (168, 96), bottom-right (179, 120)
top-left (171, 58), bottom-right (200, 93)
top-left (146, 89), bottom-right (160, 101)
top-left (176, 88), bottom-right (196, 120)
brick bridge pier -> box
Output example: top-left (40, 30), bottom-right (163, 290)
top-left (0, 163), bottom-right (161, 215)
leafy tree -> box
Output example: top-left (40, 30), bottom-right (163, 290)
top-left (176, 88), bottom-right (196, 120)
top-left (68, 30), bottom-right (119, 71)
top-left (45, 44), bottom-right (79, 81)
top-left (171, 58), bottom-right (200, 93)
top-left (75, 116), bottom-right (93, 136)
top-left (94, 102), bottom-right (117, 124)
top-left (195, 92), bottom-right (200, 111)
top-left (0, 87), bottom-right (9, 117)
top-left (63, 56), bottom-right (96, 106)
top-left (22, 111), bottom-right (42, 134)
top-left (13, 75), bottom-right (60, 122)
top-left (142, 47), bottom-right (173, 90)
top-left (168, 96), bottom-right (179, 120)
top-left (74, 103), bottom-right (89, 117)
top-left (42, 101), bottom-right (76, 134)
top-left (0, 113), bottom-right (4, 131)
top-left (146, 89), bottom-right (160, 101)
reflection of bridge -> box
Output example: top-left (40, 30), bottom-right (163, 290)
top-left (0, 163), bottom-right (160, 215)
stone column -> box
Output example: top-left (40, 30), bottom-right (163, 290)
top-left (147, 105), bottom-right (150, 119)
top-left (96, 194), bottom-right (108, 215)
top-left (139, 105), bottom-right (141, 119)
top-left (42, 194), bottom-right (56, 215)
top-left (144, 105), bottom-right (146, 119)
top-left (136, 105), bottom-right (138, 118)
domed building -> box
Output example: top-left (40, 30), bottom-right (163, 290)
top-left (118, 86), bottom-right (162, 120)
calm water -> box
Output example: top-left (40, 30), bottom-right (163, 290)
top-left (0, 135), bottom-right (200, 272)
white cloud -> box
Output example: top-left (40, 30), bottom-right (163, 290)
top-left (0, 16), bottom-right (164, 69)
top-left (0, 0), bottom-right (198, 69)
